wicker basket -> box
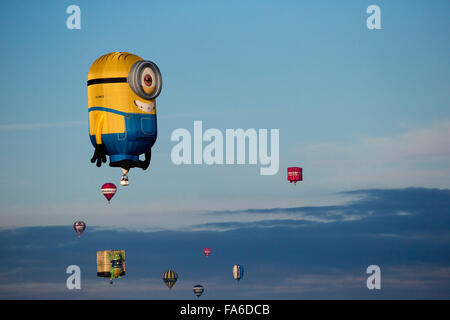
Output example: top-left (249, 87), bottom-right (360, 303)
top-left (96, 250), bottom-right (126, 277)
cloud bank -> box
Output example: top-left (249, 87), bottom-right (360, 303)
top-left (0, 188), bottom-right (449, 299)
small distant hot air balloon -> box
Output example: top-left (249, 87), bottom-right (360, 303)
top-left (193, 285), bottom-right (204, 298)
top-left (73, 221), bottom-right (86, 237)
top-left (287, 167), bottom-right (303, 185)
top-left (233, 265), bottom-right (244, 282)
top-left (162, 270), bottom-right (178, 289)
top-left (203, 247), bottom-right (212, 258)
top-left (96, 250), bottom-right (126, 284)
top-left (101, 183), bottom-right (117, 203)
top-left (120, 172), bottom-right (129, 186)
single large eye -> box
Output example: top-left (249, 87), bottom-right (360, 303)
top-left (144, 74), bottom-right (152, 86)
top-left (141, 67), bottom-right (156, 95)
top-left (128, 60), bottom-right (162, 100)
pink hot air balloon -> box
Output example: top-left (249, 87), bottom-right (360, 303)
top-left (101, 183), bottom-right (117, 204)
top-left (203, 247), bottom-right (212, 258)
top-left (73, 221), bottom-right (86, 237)
top-left (287, 167), bottom-right (303, 185)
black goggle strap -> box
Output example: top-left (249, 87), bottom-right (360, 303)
top-left (87, 77), bottom-right (128, 86)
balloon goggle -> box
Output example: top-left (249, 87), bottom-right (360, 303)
top-left (87, 60), bottom-right (162, 100)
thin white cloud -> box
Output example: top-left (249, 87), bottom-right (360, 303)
top-left (157, 111), bottom-right (222, 120)
top-left (272, 264), bottom-right (450, 295)
top-left (364, 121), bottom-right (450, 160)
top-left (3, 264), bottom-right (448, 299)
top-left (297, 120), bottom-right (450, 189)
top-left (0, 121), bottom-right (86, 131)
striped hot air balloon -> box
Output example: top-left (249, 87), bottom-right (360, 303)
top-left (193, 285), bottom-right (204, 298)
top-left (203, 247), bottom-right (212, 258)
top-left (101, 183), bottom-right (117, 203)
top-left (233, 265), bottom-right (244, 282)
top-left (162, 270), bottom-right (178, 289)
top-left (73, 221), bottom-right (86, 237)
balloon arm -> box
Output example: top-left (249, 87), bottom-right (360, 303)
top-left (95, 114), bottom-right (105, 145)
top-left (137, 148), bottom-right (151, 170)
top-left (90, 143), bottom-right (107, 167)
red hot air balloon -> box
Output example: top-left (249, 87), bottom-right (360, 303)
top-left (101, 183), bottom-right (117, 203)
top-left (203, 247), bottom-right (212, 258)
top-left (287, 167), bottom-right (303, 185)
top-left (73, 221), bottom-right (86, 237)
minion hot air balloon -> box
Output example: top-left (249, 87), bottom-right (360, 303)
top-left (97, 250), bottom-right (126, 285)
top-left (88, 52), bottom-right (162, 186)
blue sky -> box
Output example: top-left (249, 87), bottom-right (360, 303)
top-left (0, 1), bottom-right (449, 299)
